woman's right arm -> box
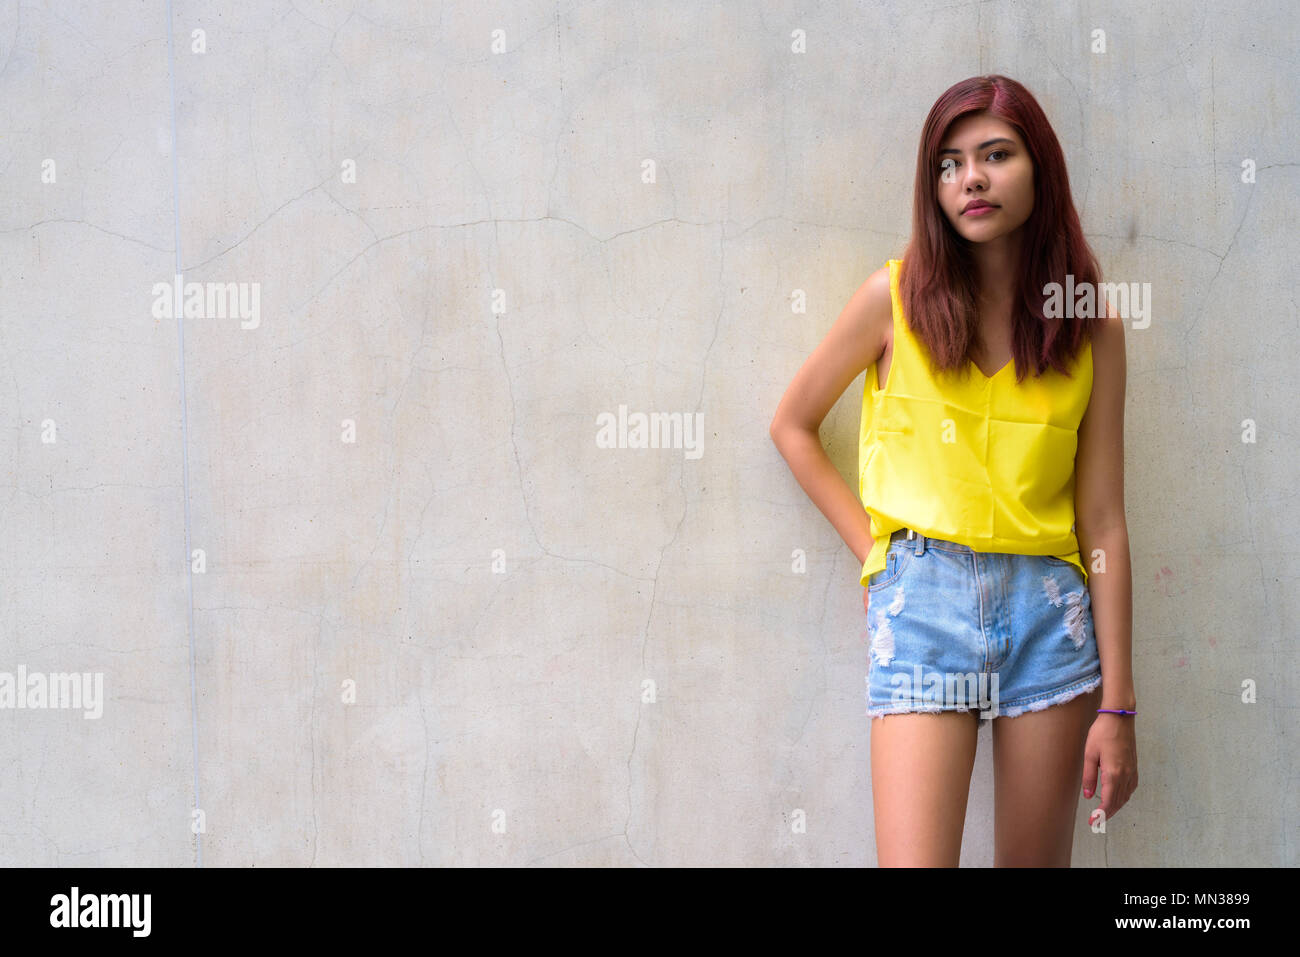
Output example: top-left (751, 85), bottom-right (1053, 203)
top-left (768, 265), bottom-right (892, 568)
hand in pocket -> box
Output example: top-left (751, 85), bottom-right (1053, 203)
top-left (862, 586), bottom-right (870, 618)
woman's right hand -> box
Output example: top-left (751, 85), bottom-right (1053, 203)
top-left (862, 586), bottom-right (871, 618)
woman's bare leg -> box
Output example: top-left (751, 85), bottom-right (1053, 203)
top-left (870, 711), bottom-right (981, 866)
top-left (991, 686), bottom-right (1101, 866)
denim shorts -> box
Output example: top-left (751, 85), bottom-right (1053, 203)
top-left (864, 529), bottom-right (1103, 719)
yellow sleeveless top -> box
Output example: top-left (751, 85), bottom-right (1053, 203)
top-left (858, 259), bottom-right (1093, 587)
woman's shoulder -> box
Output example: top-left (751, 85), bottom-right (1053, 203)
top-left (826, 266), bottom-right (894, 376)
top-left (1084, 301), bottom-right (1125, 377)
top-left (863, 263), bottom-right (892, 300)
top-left (860, 265), bottom-right (894, 344)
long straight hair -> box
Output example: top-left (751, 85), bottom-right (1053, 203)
top-left (899, 75), bottom-right (1102, 382)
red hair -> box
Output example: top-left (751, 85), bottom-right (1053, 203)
top-left (899, 75), bottom-right (1103, 382)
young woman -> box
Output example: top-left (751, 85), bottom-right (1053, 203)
top-left (769, 75), bottom-right (1137, 866)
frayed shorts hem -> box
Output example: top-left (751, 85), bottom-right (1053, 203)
top-left (995, 671), bottom-right (1103, 718)
top-left (866, 671), bottom-right (1103, 720)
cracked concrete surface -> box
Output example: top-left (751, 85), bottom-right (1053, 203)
top-left (0, 2), bottom-right (1295, 868)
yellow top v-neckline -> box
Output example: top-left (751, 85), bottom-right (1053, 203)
top-left (972, 357), bottom-right (1013, 380)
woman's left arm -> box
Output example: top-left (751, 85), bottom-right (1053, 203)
top-left (1074, 303), bottom-right (1138, 820)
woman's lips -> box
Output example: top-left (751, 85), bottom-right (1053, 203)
top-left (962, 204), bottom-right (998, 216)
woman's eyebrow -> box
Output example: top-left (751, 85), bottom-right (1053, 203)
top-left (938, 137), bottom-right (1016, 155)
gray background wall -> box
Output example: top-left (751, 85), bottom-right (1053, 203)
top-left (1, 0), bottom-right (1294, 866)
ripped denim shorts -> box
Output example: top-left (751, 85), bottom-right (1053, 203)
top-left (864, 529), bottom-right (1102, 719)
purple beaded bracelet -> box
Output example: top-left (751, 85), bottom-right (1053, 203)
top-left (1097, 708), bottom-right (1137, 715)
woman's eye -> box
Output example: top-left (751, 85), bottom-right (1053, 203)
top-left (940, 150), bottom-right (1009, 171)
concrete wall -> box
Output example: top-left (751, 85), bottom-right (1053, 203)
top-left (1, 0), bottom-right (1294, 866)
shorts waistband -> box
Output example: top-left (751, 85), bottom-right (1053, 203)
top-left (889, 527), bottom-right (976, 556)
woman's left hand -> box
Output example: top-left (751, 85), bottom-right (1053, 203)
top-left (1082, 713), bottom-right (1138, 823)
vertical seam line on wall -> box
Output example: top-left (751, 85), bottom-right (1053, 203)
top-left (165, 0), bottom-right (202, 869)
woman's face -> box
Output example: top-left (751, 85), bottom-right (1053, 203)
top-left (935, 112), bottom-right (1034, 246)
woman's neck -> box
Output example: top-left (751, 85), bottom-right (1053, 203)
top-left (969, 233), bottom-right (1021, 306)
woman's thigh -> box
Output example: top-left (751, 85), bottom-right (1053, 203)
top-left (870, 710), bottom-right (980, 866)
top-left (991, 685), bottom-right (1101, 866)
